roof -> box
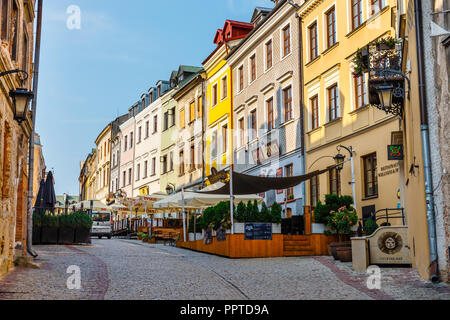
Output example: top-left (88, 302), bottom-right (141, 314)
top-left (251, 7), bottom-right (272, 24)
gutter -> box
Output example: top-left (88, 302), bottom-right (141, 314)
top-left (413, 0), bottom-right (439, 283)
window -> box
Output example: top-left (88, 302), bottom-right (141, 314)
top-left (128, 168), bottom-right (132, 185)
top-left (179, 151), bottom-right (185, 176)
top-left (239, 118), bottom-right (245, 147)
top-left (180, 108), bottom-right (185, 128)
top-left (130, 132), bottom-right (134, 147)
top-left (238, 66), bottom-right (244, 91)
top-left (211, 131), bottom-right (218, 158)
top-left (151, 157), bottom-right (156, 176)
top-left (286, 208), bottom-right (292, 219)
top-left (371, 0), bottom-right (382, 15)
top-left (285, 164), bottom-right (294, 199)
top-left (327, 85), bottom-right (339, 121)
top-left (161, 155), bottom-right (167, 174)
top-left (326, 7), bottom-right (336, 48)
top-left (266, 40), bottom-right (273, 69)
top-left (310, 176), bottom-right (320, 207)
top-left (124, 135), bottom-right (128, 151)
top-left (222, 76), bottom-right (227, 100)
top-left (144, 160), bottom-right (148, 178)
top-left (250, 54), bottom-right (256, 82)
top-left (311, 95), bottom-right (319, 130)
top-left (145, 121), bottom-right (149, 138)
top-left (122, 171), bottom-right (126, 187)
top-left (309, 22), bottom-right (318, 60)
top-left (329, 168), bottom-right (341, 195)
top-left (363, 153), bottom-right (378, 198)
top-left (136, 164), bottom-right (141, 181)
top-left (267, 98), bottom-right (274, 130)
top-left (1, 0), bottom-right (9, 41)
top-left (138, 127), bottom-right (142, 143)
top-left (163, 112), bottom-right (169, 131)
top-left (355, 74), bottom-right (367, 109)
top-left (112, 153), bottom-right (116, 167)
top-left (153, 115), bottom-right (158, 133)
top-left (22, 29), bottom-right (29, 83)
top-left (171, 107), bottom-right (176, 126)
top-left (169, 151), bottom-right (174, 171)
top-left (197, 98), bottom-right (202, 119)
top-left (250, 109), bottom-right (257, 141)
top-left (283, 87), bottom-right (293, 122)
top-left (11, 1), bottom-right (18, 61)
top-left (212, 84), bottom-right (218, 106)
top-left (190, 144), bottom-right (195, 171)
top-left (190, 101), bottom-right (195, 123)
top-left (351, 0), bottom-right (363, 30)
top-left (283, 25), bottom-right (291, 57)
top-left (222, 124), bottom-right (228, 154)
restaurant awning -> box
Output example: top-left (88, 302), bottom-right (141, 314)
top-left (200, 169), bottom-right (331, 195)
top-left (180, 192), bottom-right (263, 208)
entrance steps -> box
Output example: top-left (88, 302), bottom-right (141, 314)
top-left (283, 235), bottom-right (316, 256)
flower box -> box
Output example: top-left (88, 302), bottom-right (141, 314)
top-left (58, 227), bottom-right (75, 245)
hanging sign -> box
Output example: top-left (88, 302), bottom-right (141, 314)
top-left (388, 145), bottom-right (404, 160)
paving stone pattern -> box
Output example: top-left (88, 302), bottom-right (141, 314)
top-left (0, 239), bottom-right (448, 300)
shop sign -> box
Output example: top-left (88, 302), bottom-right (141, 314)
top-left (216, 227), bottom-right (226, 242)
top-left (244, 223), bottom-right (272, 240)
top-left (139, 186), bottom-right (149, 196)
top-left (207, 167), bottom-right (229, 185)
top-left (388, 145), bottom-right (404, 160)
top-left (378, 163), bottom-right (399, 178)
top-left (368, 226), bottom-right (411, 265)
top-left (204, 229), bottom-right (213, 245)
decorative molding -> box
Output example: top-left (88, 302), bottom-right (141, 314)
top-left (245, 95), bottom-right (258, 105)
top-left (276, 71), bottom-right (293, 84)
top-left (260, 83), bottom-right (275, 94)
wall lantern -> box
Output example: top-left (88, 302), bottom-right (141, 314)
top-left (374, 83), bottom-right (394, 110)
top-left (333, 153), bottom-right (346, 171)
top-left (166, 183), bottom-right (176, 195)
top-left (10, 88), bottom-right (34, 123)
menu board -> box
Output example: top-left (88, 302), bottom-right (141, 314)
top-left (244, 223), bottom-right (272, 240)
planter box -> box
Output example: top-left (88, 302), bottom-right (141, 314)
top-left (32, 226), bottom-right (41, 245)
top-left (233, 223), bottom-right (281, 234)
top-left (189, 233), bottom-right (203, 241)
top-left (311, 223), bottom-right (332, 234)
top-left (74, 228), bottom-right (91, 244)
top-left (58, 227), bottom-right (75, 245)
top-left (41, 227), bottom-right (58, 244)
top-left (148, 238), bottom-right (156, 244)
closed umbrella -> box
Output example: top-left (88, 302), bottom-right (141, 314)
top-left (34, 179), bottom-right (46, 215)
top-left (42, 171), bottom-right (56, 213)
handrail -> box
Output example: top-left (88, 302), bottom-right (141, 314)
top-left (374, 208), bottom-right (406, 226)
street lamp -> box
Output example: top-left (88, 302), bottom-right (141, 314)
top-left (373, 83), bottom-right (394, 110)
top-left (0, 70), bottom-right (34, 124)
top-left (333, 153), bottom-right (346, 171)
top-left (336, 145), bottom-right (356, 210)
top-left (166, 183), bottom-right (176, 195)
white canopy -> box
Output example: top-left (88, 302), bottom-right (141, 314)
top-left (180, 192), bottom-right (263, 208)
top-left (73, 200), bottom-right (112, 212)
top-left (153, 191), bottom-right (263, 209)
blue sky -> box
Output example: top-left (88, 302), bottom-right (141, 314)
top-left (37, 0), bottom-right (276, 195)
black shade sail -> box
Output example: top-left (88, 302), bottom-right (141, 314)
top-left (201, 168), bottom-right (332, 196)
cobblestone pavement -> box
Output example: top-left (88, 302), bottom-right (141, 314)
top-left (0, 239), bottom-right (448, 300)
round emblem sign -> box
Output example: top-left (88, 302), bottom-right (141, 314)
top-left (377, 232), bottom-right (403, 255)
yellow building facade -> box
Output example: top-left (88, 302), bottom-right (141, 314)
top-left (95, 124), bottom-right (112, 204)
top-left (298, 0), bottom-right (401, 221)
top-left (203, 20), bottom-right (254, 177)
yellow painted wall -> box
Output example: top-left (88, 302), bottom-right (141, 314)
top-left (299, 1), bottom-right (401, 219)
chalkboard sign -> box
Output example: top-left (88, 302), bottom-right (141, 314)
top-left (204, 229), bottom-right (212, 245)
top-left (244, 223), bottom-right (272, 240)
top-left (216, 228), bottom-right (226, 242)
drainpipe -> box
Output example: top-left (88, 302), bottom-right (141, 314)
top-left (26, 0), bottom-right (43, 258)
top-left (414, 0), bottom-right (439, 283)
top-left (294, 8), bottom-right (307, 212)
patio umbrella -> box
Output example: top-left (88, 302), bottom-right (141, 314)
top-left (179, 192), bottom-right (264, 208)
top-left (34, 178), bottom-right (46, 215)
top-left (42, 171), bottom-right (57, 213)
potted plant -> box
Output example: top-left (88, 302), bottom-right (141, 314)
top-left (364, 218), bottom-right (379, 236)
top-left (74, 211), bottom-right (93, 244)
top-left (148, 234), bottom-right (156, 244)
top-left (58, 214), bottom-right (75, 244)
top-left (32, 212), bottom-right (42, 245)
top-left (327, 207), bottom-right (358, 262)
top-left (41, 214), bottom-right (59, 244)
top-left (313, 194), bottom-right (353, 234)
top-left (137, 232), bottom-right (145, 241)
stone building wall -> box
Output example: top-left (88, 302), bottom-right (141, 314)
top-left (0, 0), bottom-right (36, 277)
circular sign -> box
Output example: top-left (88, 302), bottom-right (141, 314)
top-left (378, 232), bottom-right (403, 255)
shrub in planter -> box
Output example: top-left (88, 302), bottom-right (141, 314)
top-left (137, 232), bottom-right (146, 240)
top-left (41, 214), bottom-right (59, 244)
top-left (73, 211), bottom-right (93, 244)
top-left (32, 212), bottom-right (42, 245)
top-left (313, 194), bottom-right (354, 224)
top-left (364, 218), bottom-right (379, 236)
top-left (326, 207), bottom-right (357, 261)
top-left (270, 202), bottom-right (282, 224)
top-left (58, 214), bottom-right (75, 244)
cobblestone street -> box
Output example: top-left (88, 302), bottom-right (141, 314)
top-left (0, 239), bottom-right (448, 300)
